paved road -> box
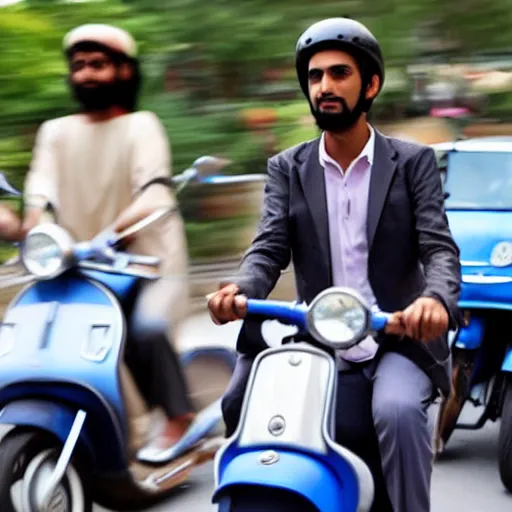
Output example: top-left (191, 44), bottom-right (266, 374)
top-left (431, 413), bottom-right (511, 512)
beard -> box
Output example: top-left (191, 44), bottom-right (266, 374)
top-left (70, 80), bottom-right (122, 112)
top-left (310, 93), bottom-right (366, 133)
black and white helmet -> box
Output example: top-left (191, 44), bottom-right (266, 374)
top-left (295, 18), bottom-right (385, 98)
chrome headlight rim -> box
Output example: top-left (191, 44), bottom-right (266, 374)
top-left (21, 224), bottom-right (75, 280)
top-left (306, 287), bottom-right (371, 350)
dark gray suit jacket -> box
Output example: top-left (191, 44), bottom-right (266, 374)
top-left (233, 130), bottom-right (461, 396)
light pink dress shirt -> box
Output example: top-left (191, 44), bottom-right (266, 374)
top-left (319, 126), bottom-right (379, 363)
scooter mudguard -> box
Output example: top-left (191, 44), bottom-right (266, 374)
top-left (453, 316), bottom-right (485, 350)
top-left (0, 399), bottom-right (82, 445)
top-left (214, 446), bottom-right (357, 511)
top-left (0, 391), bottom-right (128, 472)
top-left (502, 347), bottom-right (512, 373)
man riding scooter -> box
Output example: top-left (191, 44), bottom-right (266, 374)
top-left (0, 23), bottom-right (195, 452)
top-left (208, 17), bottom-right (462, 512)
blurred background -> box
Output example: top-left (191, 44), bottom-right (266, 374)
top-left (2, 4), bottom-right (512, 510)
top-left (2, 0), bottom-right (512, 269)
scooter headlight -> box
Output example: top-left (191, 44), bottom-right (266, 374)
top-left (307, 287), bottom-right (371, 350)
top-left (21, 224), bottom-right (74, 279)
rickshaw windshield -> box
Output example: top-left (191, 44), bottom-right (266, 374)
top-left (444, 151), bottom-right (512, 211)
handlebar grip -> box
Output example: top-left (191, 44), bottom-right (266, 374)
top-left (246, 299), bottom-right (270, 316)
top-left (371, 312), bottom-right (391, 332)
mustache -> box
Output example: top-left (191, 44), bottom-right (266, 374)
top-left (316, 95), bottom-right (344, 107)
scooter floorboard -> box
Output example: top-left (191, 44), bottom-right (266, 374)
top-left (129, 436), bottom-right (223, 492)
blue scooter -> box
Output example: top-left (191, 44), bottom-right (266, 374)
top-left (212, 287), bottom-right (392, 512)
top-left (0, 158), bottom-right (237, 511)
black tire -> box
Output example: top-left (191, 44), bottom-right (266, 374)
top-left (498, 380), bottom-right (512, 492)
top-left (0, 430), bottom-right (92, 512)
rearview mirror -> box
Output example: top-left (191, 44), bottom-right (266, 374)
top-left (172, 155), bottom-right (232, 185)
top-left (192, 156), bottom-right (232, 177)
top-left (0, 172), bottom-right (21, 197)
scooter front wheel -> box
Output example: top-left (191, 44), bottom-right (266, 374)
top-left (0, 430), bottom-right (92, 512)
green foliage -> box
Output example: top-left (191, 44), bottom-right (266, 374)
top-left (142, 94), bottom-right (270, 174)
top-left (2, 0), bottom-right (512, 258)
top-left (185, 217), bottom-right (254, 260)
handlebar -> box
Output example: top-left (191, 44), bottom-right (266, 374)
top-left (246, 299), bottom-right (308, 329)
top-left (73, 242), bottom-right (95, 261)
top-left (69, 239), bottom-right (160, 279)
top-left (246, 298), bottom-right (391, 333)
top-left (371, 311), bottom-right (392, 331)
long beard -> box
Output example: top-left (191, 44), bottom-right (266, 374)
top-left (310, 92), bottom-right (367, 133)
top-left (70, 81), bottom-right (121, 112)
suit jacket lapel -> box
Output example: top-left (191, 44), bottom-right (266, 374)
top-left (298, 138), bottom-right (332, 288)
top-left (367, 131), bottom-right (398, 249)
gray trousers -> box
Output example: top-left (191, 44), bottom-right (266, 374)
top-left (222, 351), bottom-right (435, 512)
top-left (370, 352), bottom-right (435, 512)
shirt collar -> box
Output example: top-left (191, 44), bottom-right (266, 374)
top-left (319, 124), bottom-right (375, 172)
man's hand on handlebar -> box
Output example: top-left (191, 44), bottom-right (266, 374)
top-left (384, 311), bottom-right (406, 337)
top-left (206, 285), bottom-right (448, 344)
top-left (207, 283), bottom-right (247, 325)
top-left (382, 297), bottom-right (449, 342)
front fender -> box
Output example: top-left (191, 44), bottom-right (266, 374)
top-left (502, 347), bottom-right (512, 373)
top-left (0, 399), bottom-right (94, 462)
top-left (213, 449), bottom-right (355, 511)
top-left (0, 383), bottom-right (128, 472)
